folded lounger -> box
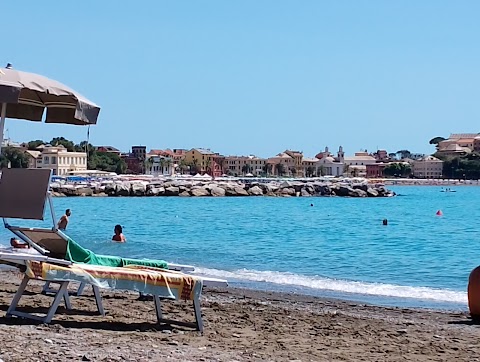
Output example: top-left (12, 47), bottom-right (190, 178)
top-left (0, 168), bottom-right (227, 331)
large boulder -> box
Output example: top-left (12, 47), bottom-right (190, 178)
top-left (164, 186), bottom-right (180, 196)
top-left (179, 190), bottom-right (191, 197)
top-left (146, 185), bottom-right (164, 196)
top-left (91, 192), bottom-right (107, 197)
top-left (191, 187), bottom-right (209, 197)
top-left (353, 184), bottom-right (368, 192)
top-left (234, 186), bottom-right (249, 196)
top-left (210, 186), bottom-right (226, 197)
top-left (130, 183), bottom-right (146, 196)
top-left (300, 188), bottom-right (312, 197)
top-left (76, 187), bottom-right (93, 197)
top-left (366, 188), bottom-right (379, 197)
top-left (350, 189), bottom-right (367, 197)
top-left (248, 185), bottom-right (263, 196)
top-left (178, 185), bottom-right (190, 194)
top-left (280, 187), bottom-right (296, 196)
top-left (115, 183), bottom-right (130, 196)
top-left (226, 186), bottom-right (249, 196)
top-left (332, 184), bottom-right (354, 197)
top-left (104, 184), bottom-right (116, 196)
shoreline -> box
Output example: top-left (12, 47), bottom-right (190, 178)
top-left (0, 271), bottom-right (478, 361)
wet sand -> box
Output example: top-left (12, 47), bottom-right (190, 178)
top-left (0, 270), bottom-right (479, 361)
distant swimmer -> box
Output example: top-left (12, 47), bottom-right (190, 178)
top-left (382, 219), bottom-right (388, 226)
top-left (112, 224), bottom-right (126, 243)
top-left (310, 203), bottom-right (314, 207)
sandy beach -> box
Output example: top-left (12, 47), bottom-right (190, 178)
top-left (0, 271), bottom-right (478, 362)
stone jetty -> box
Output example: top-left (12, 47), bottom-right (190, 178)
top-left (51, 179), bottom-right (395, 198)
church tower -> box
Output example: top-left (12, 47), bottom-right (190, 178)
top-left (337, 146), bottom-right (345, 163)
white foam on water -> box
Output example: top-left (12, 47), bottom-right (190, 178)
top-left (194, 267), bottom-right (468, 305)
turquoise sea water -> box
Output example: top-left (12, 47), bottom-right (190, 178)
top-left (0, 186), bottom-right (477, 310)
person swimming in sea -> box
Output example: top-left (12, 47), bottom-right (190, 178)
top-left (112, 224), bottom-right (126, 243)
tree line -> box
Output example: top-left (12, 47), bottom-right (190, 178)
top-left (0, 137), bottom-right (127, 174)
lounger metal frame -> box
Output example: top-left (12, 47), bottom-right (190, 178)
top-left (0, 168), bottom-right (225, 332)
top-left (6, 275), bottom-right (105, 324)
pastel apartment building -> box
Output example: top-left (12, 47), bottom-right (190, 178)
top-left (267, 152), bottom-right (296, 176)
top-left (224, 155), bottom-right (267, 176)
top-left (183, 148), bottom-right (224, 177)
top-left (412, 156), bottom-right (443, 179)
top-left (437, 133), bottom-right (480, 155)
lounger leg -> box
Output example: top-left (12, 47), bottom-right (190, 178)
top-left (76, 282), bottom-right (86, 296)
top-left (62, 289), bottom-right (72, 310)
top-left (153, 295), bottom-right (163, 323)
top-left (42, 281), bottom-right (51, 294)
top-left (193, 298), bottom-right (204, 332)
top-left (6, 275), bottom-right (30, 317)
top-left (92, 286), bottom-right (105, 316)
top-left (44, 282), bottom-right (69, 323)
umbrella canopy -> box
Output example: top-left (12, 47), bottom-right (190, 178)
top-left (0, 66), bottom-right (100, 126)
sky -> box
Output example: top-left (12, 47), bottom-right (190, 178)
top-left (1, 1), bottom-right (480, 158)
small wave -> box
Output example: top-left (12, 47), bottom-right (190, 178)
top-left (194, 267), bottom-right (467, 305)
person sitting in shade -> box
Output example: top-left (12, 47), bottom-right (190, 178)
top-left (10, 237), bottom-right (29, 249)
top-left (112, 224), bottom-right (126, 243)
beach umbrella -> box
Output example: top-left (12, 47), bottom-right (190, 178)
top-left (0, 64), bottom-right (100, 151)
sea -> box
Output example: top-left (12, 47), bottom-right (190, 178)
top-left (0, 185), bottom-right (477, 311)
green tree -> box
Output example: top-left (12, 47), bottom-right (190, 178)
top-left (317, 165), bottom-right (325, 177)
top-left (275, 163), bottom-right (285, 176)
top-left (384, 162), bottom-right (412, 177)
top-left (88, 152), bottom-right (126, 174)
top-left (439, 155), bottom-right (480, 180)
top-left (396, 150), bottom-right (412, 160)
top-left (145, 156), bottom-right (154, 174)
top-left (0, 147), bottom-right (30, 168)
top-left (190, 158), bottom-right (199, 174)
top-left (263, 163), bottom-right (273, 176)
top-left (164, 159), bottom-right (173, 175)
top-left (177, 159), bottom-right (189, 174)
top-left (50, 137), bottom-right (75, 151)
top-left (241, 164), bottom-right (252, 175)
top-left (306, 166), bottom-right (315, 177)
top-left (429, 137), bottom-right (446, 145)
top-left (27, 139), bottom-right (45, 150)
top-left (204, 158), bottom-right (212, 175)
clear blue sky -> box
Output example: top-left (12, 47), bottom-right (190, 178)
top-left (2, 1), bottom-right (479, 158)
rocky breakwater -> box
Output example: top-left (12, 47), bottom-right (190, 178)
top-left (51, 180), bottom-right (395, 198)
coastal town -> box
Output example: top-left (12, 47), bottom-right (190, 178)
top-left (1, 133), bottom-right (478, 180)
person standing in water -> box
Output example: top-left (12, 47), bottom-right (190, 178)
top-left (57, 209), bottom-right (71, 231)
top-left (112, 224), bottom-right (126, 243)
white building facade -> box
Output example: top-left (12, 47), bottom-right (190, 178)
top-left (28, 145), bottom-right (88, 176)
top-left (146, 155), bottom-right (175, 177)
top-left (314, 146), bottom-right (345, 177)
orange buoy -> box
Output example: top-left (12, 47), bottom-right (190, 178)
top-left (436, 210), bottom-right (443, 216)
top-left (468, 266), bottom-right (480, 320)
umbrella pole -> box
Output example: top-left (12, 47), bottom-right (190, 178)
top-left (0, 103), bottom-right (6, 154)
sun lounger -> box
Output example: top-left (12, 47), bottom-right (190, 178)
top-left (7, 260), bottom-right (205, 330)
top-left (0, 168), bottom-right (228, 331)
